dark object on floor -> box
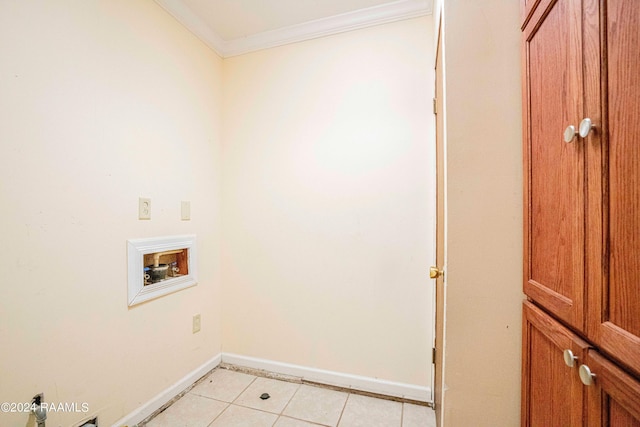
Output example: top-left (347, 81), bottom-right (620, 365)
top-left (260, 393), bottom-right (270, 400)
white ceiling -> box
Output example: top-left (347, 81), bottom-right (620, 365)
top-left (154, 0), bottom-right (432, 57)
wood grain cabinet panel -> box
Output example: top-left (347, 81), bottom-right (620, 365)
top-left (522, 301), bottom-right (588, 427)
top-left (522, 0), bottom-right (640, 424)
top-left (523, 0), bottom-right (586, 330)
top-left (584, 350), bottom-right (640, 427)
top-left (588, 0), bottom-right (640, 377)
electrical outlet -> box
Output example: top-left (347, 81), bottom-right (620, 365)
top-left (192, 314), bottom-right (201, 333)
top-left (139, 198), bottom-right (151, 220)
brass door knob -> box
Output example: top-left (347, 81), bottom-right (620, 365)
top-left (429, 266), bottom-right (443, 279)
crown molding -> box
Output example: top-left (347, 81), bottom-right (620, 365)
top-left (154, 0), bottom-right (227, 54)
top-left (223, 0), bottom-right (432, 57)
top-left (155, 0), bottom-right (432, 58)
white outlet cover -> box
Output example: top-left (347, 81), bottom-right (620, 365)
top-left (181, 201), bottom-right (191, 221)
top-left (193, 314), bottom-right (201, 333)
top-left (139, 198), bottom-right (151, 220)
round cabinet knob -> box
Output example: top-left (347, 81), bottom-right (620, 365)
top-left (579, 118), bottom-right (595, 138)
top-left (579, 364), bottom-right (596, 386)
top-left (563, 349), bottom-right (578, 367)
top-left (564, 125), bottom-right (578, 143)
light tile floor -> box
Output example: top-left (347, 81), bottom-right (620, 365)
top-left (143, 368), bottom-right (436, 427)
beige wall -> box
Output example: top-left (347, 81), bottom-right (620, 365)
top-left (0, 0), bottom-right (526, 424)
top-left (221, 17), bottom-right (435, 387)
top-left (0, 2), bottom-right (436, 425)
top-left (0, 1), bottom-right (223, 425)
top-left (441, 0), bottom-right (523, 425)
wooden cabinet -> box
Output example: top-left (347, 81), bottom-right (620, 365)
top-left (587, 0), bottom-right (640, 378)
top-left (522, 0), bottom-right (586, 332)
top-left (584, 349), bottom-right (640, 427)
top-left (523, 302), bottom-right (640, 427)
top-left (521, 0), bottom-right (640, 424)
top-left (522, 302), bottom-right (588, 427)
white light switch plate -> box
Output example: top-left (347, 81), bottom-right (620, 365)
top-left (192, 314), bottom-right (201, 333)
top-left (181, 201), bottom-right (191, 221)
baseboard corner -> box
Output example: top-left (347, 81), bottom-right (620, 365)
top-left (111, 353), bottom-right (222, 427)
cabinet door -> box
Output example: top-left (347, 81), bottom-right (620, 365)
top-left (522, 301), bottom-right (589, 427)
top-left (584, 349), bottom-right (640, 427)
top-left (523, 0), bottom-right (586, 330)
top-left (587, 0), bottom-right (640, 377)
top-left (523, 0), bottom-right (585, 329)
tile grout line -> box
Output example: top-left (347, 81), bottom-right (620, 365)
top-left (268, 407), bottom-right (278, 427)
top-left (231, 374), bottom-right (259, 405)
top-left (205, 401), bottom-right (230, 427)
top-left (335, 392), bottom-right (351, 427)
top-left (271, 378), bottom-right (301, 427)
top-left (209, 374), bottom-right (304, 425)
top-left (276, 414), bottom-right (333, 427)
top-left (276, 384), bottom-right (336, 427)
top-left (205, 372), bottom-right (259, 426)
top-left (205, 398), bottom-right (236, 427)
top-left (206, 401), bottom-right (333, 427)
top-left (279, 381), bottom-right (302, 416)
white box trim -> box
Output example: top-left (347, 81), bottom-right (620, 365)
top-left (127, 235), bottom-right (198, 306)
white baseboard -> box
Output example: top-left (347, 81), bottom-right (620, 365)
top-left (221, 353), bottom-right (431, 403)
top-left (113, 352), bottom-right (430, 426)
top-left (112, 353), bottom-right (222, 427)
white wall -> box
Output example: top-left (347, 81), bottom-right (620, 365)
top-left (0, 1), bottom-right (223, 425)
top-left (222, 16), bottom-right (435, 388)
top-left (442, 0), bottom-right (523, 425)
